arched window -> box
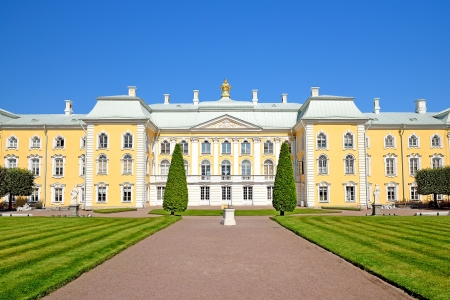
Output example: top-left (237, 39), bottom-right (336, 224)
top-left (345, 155), bottom-right (355, 174)
top-left (98, 154), bottom-right (107, 175)
top-left (241, 141), bottom-right (251, 154)
top-left (180, 140), bottom-right (189, 155)
top-left (98, 133), bottom-right (108, 148)
top-left (184, 160), bottom-right (189, 175)
top-left (431, 135), bottom-right (441, 147)
top-left (55, 136), bottom-right (65, 148)
top-left (161, 141), bottom-right (170, 154)
top-left (123, 154), bottom-right (133, 174)
top-left (241, 160), bottom-right (251, 179)
top-left (8, 136), bottom-right (18, 148)
top-left (31, 136), bottom-right (41, 148)
top-left (344, 132), bottom-right (353, 149)
top-left (123, 133), bottom-right (133, 148)
top-left (221, 141), bottom-right (231, 154)
top-left (221, 160), bottom-right (231, 180)
top-left (263, 140), bottom-right (273, 154)
top-left (263, 159), bottom-right (274, 179)
top-left (318, 155), bottom-right (328, 175)
top-left (201, 160), bottom-right (211, 180)
top-left (409, 135), bottom-right (418, 147)
top-left (317, 133), bottom-right (326, 149)
top-left (385, 135), bottom-right (394, 148)
top-left (160, 159), bottom-right (170, 176)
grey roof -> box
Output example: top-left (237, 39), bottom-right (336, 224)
top-left (1, 114), bottom-right (87, 126)
top-left (297, 97), bottom-right (368, 121)
top-left (84, 96), bottom-right (153, 121)
top-left (0, 108), bottom-right (20, 124)
top-left (433, 109), bottom-right (450, 124)
top-left (365, 112), bottom-right (445, 126)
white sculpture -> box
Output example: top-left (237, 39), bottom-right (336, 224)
top-left (70, 187), bottom-right (79, 205)
top-left (373, 184), bottom-right (381, 205)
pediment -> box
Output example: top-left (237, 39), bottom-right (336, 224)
top-left (192, 114), bottom-right (260, 130)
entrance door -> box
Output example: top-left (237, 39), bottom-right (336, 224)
top-left (221, 186), bottom-right (232, 205)
top-left (156, 186), bottom-right (165, 206)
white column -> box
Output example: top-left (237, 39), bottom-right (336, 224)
top-left (135, 124), bottom-right (146, 208)
top-left (213, 138), bottom-right (219, 175)
top-left (274, 137), bottom-right (281, 165)
top-left (305, 124), bottom-right (315, 207)
top-left (253, 137), bottom-right (261, 175)
top-left (153, 138), bottom-right (159, 175)
top-left (84, 124), bottom-right (94, 209)
top-left (191, 138), bottom-right (199, 175)
top-left (233, 138), bottom-right (239, 175)
top-left (170, 137), bottom-right (176, 155)
top-left (357, 124), bottom-right (368, 209)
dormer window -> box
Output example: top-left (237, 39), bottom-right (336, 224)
top-left (98, 133), bottom-right (108, 149)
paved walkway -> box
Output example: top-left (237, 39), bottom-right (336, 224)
top-left (46, 216), bottom-right (412, 300)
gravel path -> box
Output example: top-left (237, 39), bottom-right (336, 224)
top-left (46, 216), bottom-right (412, 300)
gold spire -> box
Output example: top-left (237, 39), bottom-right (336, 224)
top-left (220, 79), bottom-right (231, 98)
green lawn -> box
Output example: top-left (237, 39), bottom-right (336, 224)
top-left (273, 216), bottom-right (450, 300)
top-left (0, 216), bottom-right (180, 299)
top-left (149, 208), bottom-right (341, 216)
top-left (321, 206), bottom-right (361, 211)
top-left (93, 208), bottom-right (138, 214)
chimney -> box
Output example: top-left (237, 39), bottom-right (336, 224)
top-left (252, 89), bottom-right (258, 104)
top-left (281, 93), bottom-right (288, 103)
top-left (128, 86), bottom-right (137, 97)
top-left (193, 90), bottom-right (199, 105)
top-left (64, 100), bottom-right (73, 115)
top-left (415, 99), bottom-right (427, 114)
top-left (373, 98), bottom-right (380, 114)
top-left (164, 94), bottom-right (170, 105)
top-left (311, 87), bottom-right (320, 97)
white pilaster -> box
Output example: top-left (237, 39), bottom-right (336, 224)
top-left (135, 124), bottom-right (146, 208)
top-left (191, 138), bottom-right (199, 175)
top-left (274, 137), bottom-right (281, 165)
top-left (253, 137), bottom-right (261, 175)
top-left (84, 124), bottom-right (94, 209)
top-left (305, 124), bottom-right (315, 207)
top-left (233, 138), bottom-right (239, 175)
top-left (153, 138), bottom-right (159, 175)
top-left (357, 124), bottom-right (368, 208)
top-left (170, 137), bottom-right (176, 155)
top-left (213, 138), bottom-right (219, 175)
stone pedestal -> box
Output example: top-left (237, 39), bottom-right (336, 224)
top-left (372, 204), bottom-right (382, 216)
top-left (221, 208), bottom-right (236, 226)
top-left (69, 204), bottom-right (81, 217)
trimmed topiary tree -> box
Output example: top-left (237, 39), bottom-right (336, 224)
top-left (0, 168), bottom-right (35, 211)
top-left (415, 167), bottom-right (450, 208)
top-left (163, 143), bottom-right (188, 215)
top-left (272, 142), bottom-right (297, 216)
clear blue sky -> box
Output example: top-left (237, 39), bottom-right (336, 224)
top-left (1, 0), bottom-right (449, 115)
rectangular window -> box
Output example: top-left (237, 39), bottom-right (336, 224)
top-left (30, 188), bottom-right (39, 202)
top-left (387, 187), bottom-right (396, 201)
top-left (410, 186), bottom-right (419, 201)
top-left (32, 138), bottom-right (41, 148)
top-left (180, 142), bottom-right (189, 154)
top-left (80, 187), bottom-right (85, 203)
top-left (82, 158), bottom-right (86, 175)
top-left (267, 186), bottom-right (274, 201)
top-left (123, 161), bottom-right (132, 174)
top-left (201, 142), bottom-right (211, 154)
top-left (31, 159), bottom-right (40, 176)
top-left (386, 158), bottom-right (395, 175)
top-left (241, 142), bottom-right (251, 154)
top-left (221, 186), bottom-right (231, 201)
top-left (263, 142), bottom-right (273, 154)
top-left (319, 187), bottom-right (328, 202)
top-left (97, 186), bottom-right (106, 202)
top-left (54, 188), bottom-right (63, 202)
top-left (161, 142), bottom-right (170, 154)
top-left (432, 158), bottom-right (442, 169)
top-left (123, 186), bottom-right (132, 202)
top-left (7, 159), bottom-right (17, 168)
top-left (56, 138), bottom-right (65, 148)
top-left (436, 194), bottom-right (444, 200)
top-left (243, 186), bottom-right (253, 201)
top-left (200, 186), bottom-right (210, 201)
top-left (55, 158), bottom-right (64, 176)
top-left (157, 187), bottom-right (165, 200)
top-left (410, 158), bottom-right (419, 175)
top-left (221, 142), bottom-right (231, 154)
top-left (345, 186), bottom-right (355, 202)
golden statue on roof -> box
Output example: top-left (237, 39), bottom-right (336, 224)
top-left (220, 79), bottom-right (231, 97)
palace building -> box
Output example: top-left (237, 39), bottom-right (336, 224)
top-left (1, 80), bottom-right (449, 209)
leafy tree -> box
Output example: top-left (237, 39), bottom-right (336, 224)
top-left (415, 167), bottom-right (450, 208)
top-left (0, 168), bottom-right (35, 211)
top-left (272, 142), bottom-right (297, 216)
top-left (163, 144), bottom-right (188, 215)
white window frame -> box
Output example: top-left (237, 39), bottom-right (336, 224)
top-left (183, 159), bottom-right (189, 175)
top-left (343, 131), bottom-right (355, 150)
top-left (50, 182), bottom-right (66, 204)
top-left (79, 154), bottom-right (86, 177)
top-left (408, 133), bottom-right (420, 149)
top-left (51, 154), bottom-right (65, 178)
top-left (384, 133), bottom-right (396, 149)
top-left (317, 181), bottom-right (330, 203)
top-left (365, 136), bottom-right (370, 149)
top-left (201, 140), bottom-right (211, 154)
top-left (54, 135), bottom-right (65, 150)
top-left (29, 135), bottom-right (41, 150)
top-left (157, 186), bottom-right (165, 201)
top-left (263, 159), bottom-right (274, 180)
top-left (317, 154), bottom-right (328, 175)
top-left (95, 182), bottom-right (109, 203)
top-left (263, 140), bottom-right (273, 155)
top-left (343, 181), bottom-right (358, 202)
top-left (180, 140), bottom-right (189, 155)
top-left (120, 182), bottom-right (134, 203)
top-left (160, 159), bottom-right (170, 176)
top-left (430, 133), bottom-right (442, 148)
top-left (200, 186), bottom-right (210, 201)
top-left (243, 186), bottom-right (253, 201)
top-left (4, 154), bottom-right (18, 168)
top-left (29, 185), bottom-right (41, 203)
top-left (122, 132), bottom-right (134, 150)
top-left (385, 182), bottom-right (399, 202)
top-left (384, 153), bottom-right (397, 177)
top-left (160, 140), bottom-right (170, 155)
top-left (241, 140), bottom-right (251, 155)
top-left (7, 135), bottom-right (18, 149)
top-left (316, 131), bottom-right (328, 150)
top-left (80, 136), bottom-right (86, 150)
top-left (344, 154), bottom-right (355, 175)
top-left (407, 154), bottom-right (421, 176)
top-left (97, 132), bottom-right (109, 150)
top-left (366, 154), bottom-right (371, 177)
top-left (430, 153), bottom-right (444, 169)
top-left (221, 140), bottom-right (232, 155)
top-left (28, 154), bottom-right (42, 177)
top-left (122, 153), bottom-right (134, 175)
top-left (241, 159), bottom-right (252, 180)
top-left (409, 183), bottom-right (420, 201)
top-left (201, 159), bottom-right (211, 180)
top-left (267, 186), bottom-right (274, 201)
top-left (96, 154), bottom-right (108, 175)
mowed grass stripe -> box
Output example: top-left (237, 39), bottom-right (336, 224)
top-left (0, 217), bottom-right (180, 300)
top-left (274, 216), bottom-right (450, 300)
top-left (0, 219), bottom-right (141, 275)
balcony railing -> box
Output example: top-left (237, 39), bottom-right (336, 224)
top-left (150, 175), bottom-right (273, 183)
